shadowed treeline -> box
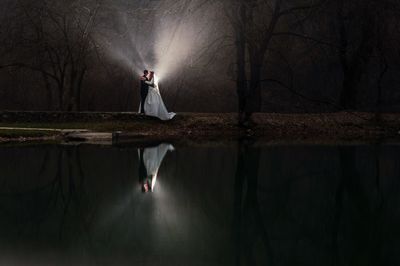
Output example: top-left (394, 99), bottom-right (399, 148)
top-left (1, 0), bottom-right (400, 117)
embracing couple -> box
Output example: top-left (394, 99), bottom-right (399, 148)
top-left (139, 70), bottom-right (175, 121)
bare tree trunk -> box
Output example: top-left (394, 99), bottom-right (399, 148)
top-left (58, 83), bottom-right (64, 111)
top-left (244, 0), bottom-right (280, 123)
top-left (339, 71), bottom-right (359, 109)
top-left (41, 72), bottom-right (53, 110)
top-left (235, 1), bottom-right (248, 126)
top-left (75, 67), bottom-right (86, 112)
top-left (247, 57), bottom-right (262, 115)
top-left (375, 5), bottom-right (388, 125)
top-left (375, 55), bottom-right (387, 124)
top-left (337, 1), bottom-right (376, 109)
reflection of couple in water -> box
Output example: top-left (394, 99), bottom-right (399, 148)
top-left (138, 143), bottom-right (174, 193)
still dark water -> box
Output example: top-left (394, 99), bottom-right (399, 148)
top-left (0, 142), bottom-right (400, 266)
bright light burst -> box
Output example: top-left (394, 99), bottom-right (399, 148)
top-left (97, 0), bottom-right (219, 81)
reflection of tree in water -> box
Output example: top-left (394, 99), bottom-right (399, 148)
top-left (0, 145), bottom-right (90, 241)
top-left (333, 145), bottom-right (384, 266)
top-left (56, 145), bottom-right (93, 240)
top-left (233, 138), bottom-right (272, 266)
top-left (1, 143), bottom-right (400, 264)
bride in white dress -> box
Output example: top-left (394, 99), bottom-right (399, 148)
top-left (140, 71), bottom-right (176, 121)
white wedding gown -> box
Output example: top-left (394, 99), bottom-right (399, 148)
top-left (139, 75), bottom-right (176, 120)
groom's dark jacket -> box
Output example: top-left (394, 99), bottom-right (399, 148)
top-left (140, 75), bottom-right (149, 98)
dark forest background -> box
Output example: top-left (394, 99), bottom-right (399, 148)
top-left (1, 0), bottom-right (399, 115)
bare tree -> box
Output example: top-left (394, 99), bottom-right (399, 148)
top-left (333, 0), bottom-right (377, 109)
top-left (1, 0), bottom-right (400, 113)
top-left (222, 0), bottom-right (327, 125)
top-left (1, 0), bottom-right (101, 111)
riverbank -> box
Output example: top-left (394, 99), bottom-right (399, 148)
top-left (0, 111), bottom-right (399, 144)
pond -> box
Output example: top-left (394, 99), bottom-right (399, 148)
top-left (0, 142), bottom-right (399, 265)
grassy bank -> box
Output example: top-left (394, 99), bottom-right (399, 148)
top-left (0, 111), bottom-right (399, 143)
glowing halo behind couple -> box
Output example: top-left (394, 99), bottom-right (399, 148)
top-left (138, 69), bottom-right (176, 121)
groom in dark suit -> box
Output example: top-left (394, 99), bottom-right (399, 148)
top-left (139, 69), bottom-right (149, 114)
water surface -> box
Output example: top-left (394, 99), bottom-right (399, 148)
top-left (0, 142), bottom-right (399, 265)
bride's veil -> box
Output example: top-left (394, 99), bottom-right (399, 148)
top-left (153, 74), bottom-right (160, 92)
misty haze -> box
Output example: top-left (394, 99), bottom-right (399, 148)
top-left (1, 0), bottom-right (400, 265)
top-left (1, 0), bottom-right (399, 114)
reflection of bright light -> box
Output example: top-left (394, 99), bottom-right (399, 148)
top-left (151, 173), bottom-right (157, 192)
